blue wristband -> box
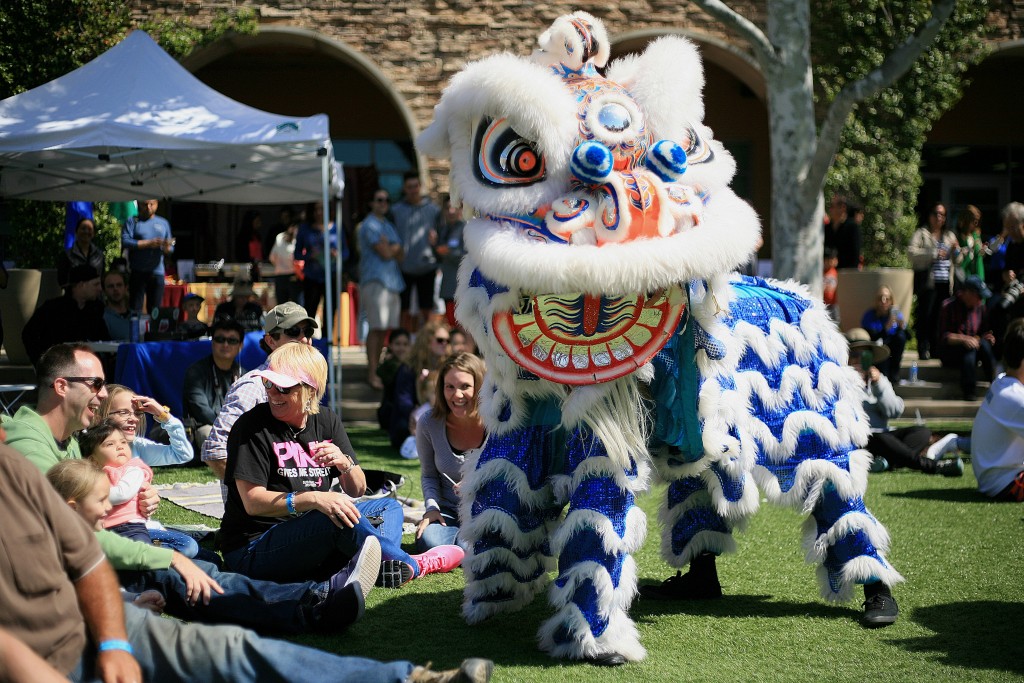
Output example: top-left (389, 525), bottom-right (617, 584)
top-left (286, 492), bottom-right (297, 515)
top-left (98, 639), bottom-right (133, 655)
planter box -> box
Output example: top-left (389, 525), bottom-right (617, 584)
top-left (1, 269), bottom-right (61, 364)
top-left (836, 268), bottom-right (913, 333)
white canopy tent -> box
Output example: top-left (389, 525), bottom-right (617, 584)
top-left (0, 30), bottom-right (345, 408)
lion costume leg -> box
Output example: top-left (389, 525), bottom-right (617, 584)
top-left (539, 425), bottom-right (647, 662)
top-left (459, 424), bottom-right (560, 625)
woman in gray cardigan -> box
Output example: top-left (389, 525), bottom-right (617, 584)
top-left (414, 352), bottom-right (486, 551)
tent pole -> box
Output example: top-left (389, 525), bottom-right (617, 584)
top-left (320, 151), bottom-right (337, 414)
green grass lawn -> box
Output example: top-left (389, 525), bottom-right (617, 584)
top-left (153, 424), bottom-right (1024, 682)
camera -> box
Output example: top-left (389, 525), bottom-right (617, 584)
top-left (999, 279), bottom-right (1024, 310)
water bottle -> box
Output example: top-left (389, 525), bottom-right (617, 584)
top-left (909, 361), bottom-right (918, 384)
top-left (129, 311), bottom-right (139, 343)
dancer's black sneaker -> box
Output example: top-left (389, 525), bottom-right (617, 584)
top-left (639, 569), bottom-right (723, 600)
top-left (861, 583), bottom-right (899, 627)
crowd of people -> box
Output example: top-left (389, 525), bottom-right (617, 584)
top-left (0, 186), bottom-right (496, 681)
top-left (822, 195), bottom-right (1024, 496)
top-left (4, 182), bottom-right (1024, 678)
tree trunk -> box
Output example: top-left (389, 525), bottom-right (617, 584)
top-left (764, 0), bottom-right (823, 293)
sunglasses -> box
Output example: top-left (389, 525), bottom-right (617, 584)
top-left (373, 197), bottom-right (389, 203)
top-left (213, 336), bottom-right (242, 345)
top-left (272, 325), bottom-right (315, 340)
top-left (262, 377), bottom-right (298, 394)
top-left (61, 377), bottom-right (105, 392)
top-left (434, 336), bottom-right (450, 344)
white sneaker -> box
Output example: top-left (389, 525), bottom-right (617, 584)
top-left (925, 433), bottom-right (959, 461)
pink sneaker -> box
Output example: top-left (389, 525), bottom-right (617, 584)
top-left (413, 545), bottom-right (465, 577)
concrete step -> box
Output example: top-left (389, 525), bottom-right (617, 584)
top-left (901, 397), bottom-right (981, 420)
top-left (336, 346), bottom-right (380, 423)
top-left (894, 378), bottom-right (990, 400)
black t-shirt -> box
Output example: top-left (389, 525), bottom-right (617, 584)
top-left (220, 403), bottom-right (358, 553)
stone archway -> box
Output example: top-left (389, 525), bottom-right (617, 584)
top-left (921, 39), bottom-right (1024, 235)
top-left (172, 27), bottom-right (418, 263)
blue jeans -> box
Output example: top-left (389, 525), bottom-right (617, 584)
top-left (940, 337), bottom-right (996, 399)
top-left (129, 269), bottom-right (164, 315)
top-left (414, 508), bottom-right (461, 553)
top-left (110, 522), bottom-right (202, 558)
top-left (224, 498), bottom-right (415, 584)
top-left (120, 559), bottom-right (322, 634)
top-left (71, 603), bottom-right (415, 683)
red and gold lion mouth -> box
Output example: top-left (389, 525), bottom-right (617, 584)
top-left (492, 284), bottom-right (685, 385)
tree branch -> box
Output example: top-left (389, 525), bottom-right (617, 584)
top-left (690, 0), bottom-right (777, 67)
top-left (807, 0), bottom-right (956, 199)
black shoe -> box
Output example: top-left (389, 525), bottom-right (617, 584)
top-left (639, 569), bottom-right (723, 601)
top-left (585, 652), bottom-right (627, 667)
top-left (862, 585), bottom-right (899, 627)
top-left (314, 536), bottom-right (381, 630)
top-left (936, 457), bottom-right (965, 477)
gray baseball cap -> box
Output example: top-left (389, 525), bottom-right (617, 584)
top-left (263, 302), bottom-right (318, 334)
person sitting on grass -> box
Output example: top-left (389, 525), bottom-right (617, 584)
top-left (376, 327), bottom-right (412, 431)
top-left (860, 285), bottom-right (907, 384)
top-left (1, 436), bottom-right (494, 683)
top-left (221, 342), bottom-right (465, 588)
top-left (202, 301), bottom-right (318, 482)
top-left (415, 352), bottom-right (487, 552)
top-left (938, 275), bottom-right (997, 401)
top-left (5, 343), bottom-right (378, 637)
top-left (183, 318), bottom-right (245, 451)
top-left (387, 320), bottom-right (451, 449)
top-left (96, 384), bottom-right (194, 464)
top-left (79, 418), bottom-right (203, 557)
top-left (399, 368), bottom-right (438, 460)
top-left (45, 457), bottom-right (380, 636)
top-left (971, 317), bottom-right (1024, 501)
top-left (846, 329), bottom-right (964, 477)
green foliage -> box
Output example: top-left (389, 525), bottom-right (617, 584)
top-left (812, 1), bottom-right (991, 267)
top-left (6, 201), bottom-right (123, 269)
top-left (5, 201), bottom-right (66, 269)
top-left (139, 7), bottom-right (258, 59)
top-left (92, 203), bottom-right (124, 266)
top-left (0, 3), bottom-right (258, 267)
top-left (0, 0), bottom-right (129, 99)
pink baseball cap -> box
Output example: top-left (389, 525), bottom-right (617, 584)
top-left (257, 368), bottom-right (318, 392)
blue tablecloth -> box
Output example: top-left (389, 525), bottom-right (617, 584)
top-left (115, 332), bottom-right (329, 418)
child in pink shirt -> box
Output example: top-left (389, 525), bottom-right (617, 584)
top-left (79, 419), bottom-right (200, 557)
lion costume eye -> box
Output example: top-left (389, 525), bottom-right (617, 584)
top-left (473, 117), bottom-right (546, 186)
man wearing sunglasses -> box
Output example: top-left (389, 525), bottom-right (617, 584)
top-left (183, 319), bottom-right (246, 460)
top-left (201, 302), bottom-right (317, 482)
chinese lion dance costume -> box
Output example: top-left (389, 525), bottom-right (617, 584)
top-left (418, 11), bottom-right (902, 664)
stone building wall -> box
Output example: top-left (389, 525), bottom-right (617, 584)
top-left (130, 1), bottom-right (1024, 139)
top-left (130, 1), bottom-right (771, 187)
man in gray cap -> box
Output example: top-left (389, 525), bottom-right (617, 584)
top-left (201, 302), bottom-right (317, 481)
top-left (22, 264), bottom-right (109, 367)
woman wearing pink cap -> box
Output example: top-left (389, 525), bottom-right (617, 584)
top-left (219, 343), bottom-right (463, 588)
